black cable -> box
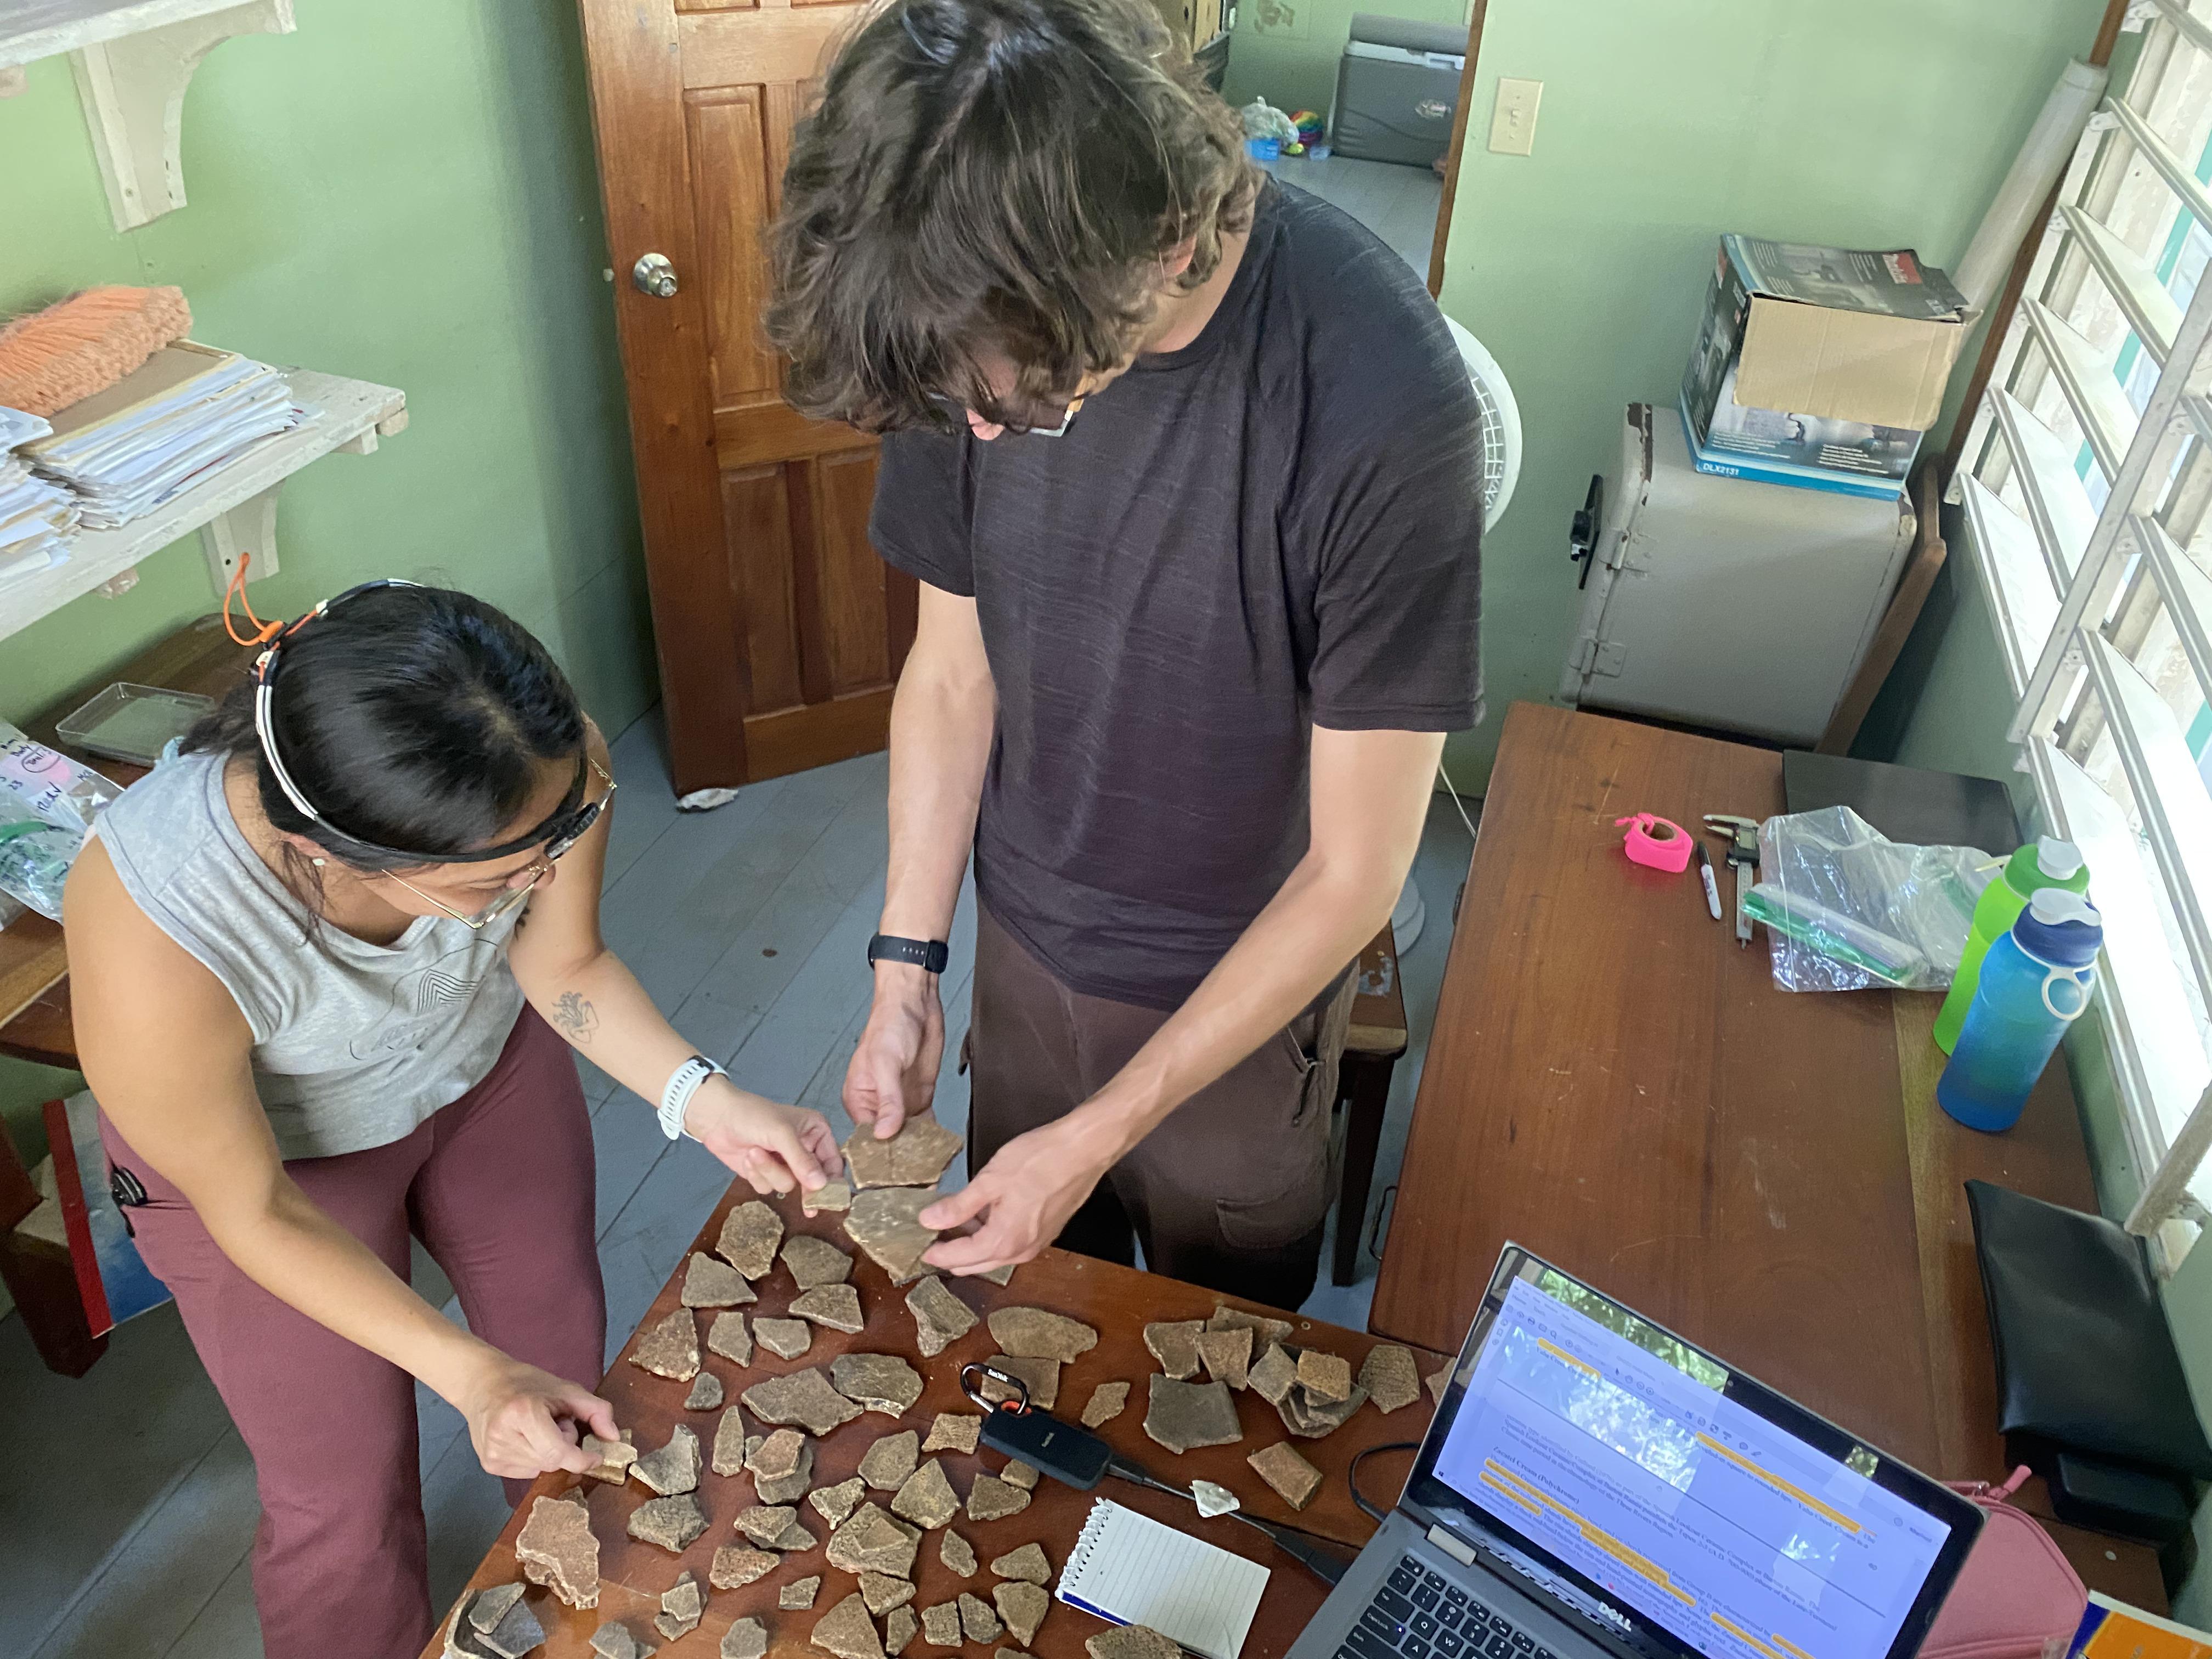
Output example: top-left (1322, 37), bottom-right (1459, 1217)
top-left (1350, 1439), bottom-right (1424, 1522)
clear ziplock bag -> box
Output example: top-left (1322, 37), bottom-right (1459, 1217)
top-left (0, 721), bottom-right (122, 923)
top-left (1746, 805), bottom-right (1996, 992)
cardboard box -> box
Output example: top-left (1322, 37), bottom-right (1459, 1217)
top-left (1695, 235), bottom-right (1968, 433)
top-left (1679, 365), bottom-right (1919, 500)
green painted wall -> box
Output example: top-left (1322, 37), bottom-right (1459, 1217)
top-left (0, 0), bottom-right (653, 1204)
top-left (1223, 0), bottom-right (1468, 121)
top-left (1429, 0), bottom-right (2111, 789)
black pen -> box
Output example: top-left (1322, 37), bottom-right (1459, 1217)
top-left (1696, 842), bottom-right (1723, 920)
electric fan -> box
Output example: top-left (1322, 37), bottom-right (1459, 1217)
top-left (1390, 313), bottom-right (1520, 952)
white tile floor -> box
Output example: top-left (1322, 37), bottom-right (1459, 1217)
top-left (0, 706), bottom-right (1476, 1657)
top-left (1268, 150), bottom-right (1446, 277)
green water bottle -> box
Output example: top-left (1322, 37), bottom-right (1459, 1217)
top-left (1934, 836), bottom-right (2089, 1053)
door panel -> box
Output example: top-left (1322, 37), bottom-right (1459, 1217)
top-left (580, 0), bottom-right (913, 792)
top-left (678, 12), bottom-right (849, 90)
top-left (721, 465), bottom-right (802, 713)
top-left (815, 449), bottom-right (891, 695)
top-left (687, 90), bottom-right (778, 404)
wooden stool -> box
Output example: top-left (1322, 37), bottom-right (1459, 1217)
top-left (1333, 924), bottom-right (1407, 1286)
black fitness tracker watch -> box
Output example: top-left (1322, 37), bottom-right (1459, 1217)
top-left (868, 933), bottom-right (950, 974)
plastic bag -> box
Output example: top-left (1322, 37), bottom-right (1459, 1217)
top-left (0, 818), bottom-right (80, 921)
top-left (1746, 806), bottom-right (1996, 992)
top-left (0, 719), bottom-right (120, 832)
top-left (1239, 99), bottom-right (1299, 142)
top-left (0, 721), bottom-right (122, 923)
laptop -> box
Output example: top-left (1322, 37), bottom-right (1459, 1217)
top-left (1289, 1247), bottom-right (1984, 1659)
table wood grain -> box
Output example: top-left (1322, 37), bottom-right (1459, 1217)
top-left (1369, 702), bottom-right (2165, 1612)
top-left (420, 1184), bottom-right (1444, 1659)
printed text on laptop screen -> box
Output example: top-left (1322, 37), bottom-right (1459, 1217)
top-left (1435, 1276), bottom-right (1949, 1659)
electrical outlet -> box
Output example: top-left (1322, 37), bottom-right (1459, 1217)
top-left (1488, 77), bottom-right (1542, 155)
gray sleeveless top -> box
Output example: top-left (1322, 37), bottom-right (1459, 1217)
top-left (92, 748), bottom-right (527, 1160)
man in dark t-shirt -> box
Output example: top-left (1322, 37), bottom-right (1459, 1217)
top-left (765, 0), bottom-right (1482, 1306)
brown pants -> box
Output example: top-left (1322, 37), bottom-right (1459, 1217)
top-left (968, 902), bottom-right (1355, 1309)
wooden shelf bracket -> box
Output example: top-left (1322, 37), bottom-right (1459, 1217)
top-left (198, 479), bottom-right (281, 591)
top-left (70, 0), bottom-right (296, 230)
top-left (0, 1), bottom-right (298, 230)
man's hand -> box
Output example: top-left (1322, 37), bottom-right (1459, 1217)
top-left (844, 968), bottom-right (944, 1141)
top-left (918, 1115), bottom-right (1118, 1275)
top-left (452, 1347), bottom-right (620, 1480)
top-left (685, 1079), bottom-right (839, 1194)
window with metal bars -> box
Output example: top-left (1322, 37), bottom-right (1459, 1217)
top-left (1951, 0), bottom-right (2212, 1266)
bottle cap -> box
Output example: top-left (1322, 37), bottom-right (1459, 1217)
top-left (2034, 837), bottom-right (2083, 880)
top-left (2028, 889), bottom-right (2097, 926)
top-left (2016, 888), bottom-right (2102, 968)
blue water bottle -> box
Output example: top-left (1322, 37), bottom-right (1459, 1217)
top-left (1936, 889), bottom-right (2101, 1133)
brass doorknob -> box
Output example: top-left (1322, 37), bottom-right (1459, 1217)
top-left (631, 253), bottom-right (679, 298)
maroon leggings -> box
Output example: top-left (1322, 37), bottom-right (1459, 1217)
top-left (99, 1008), bottom-right (605, 1659)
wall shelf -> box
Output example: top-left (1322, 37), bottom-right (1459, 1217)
top-left (0, 0), bottom-right (297, 229)
top-left (0, 368), bottom-right (407, 646)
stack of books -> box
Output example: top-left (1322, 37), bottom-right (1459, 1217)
top-left (18, 341), bottom-right (298, 532)
top-left (0, 407), bottom-right (78, 589)
top-left (1680, 236), bottom-right (1966, 498)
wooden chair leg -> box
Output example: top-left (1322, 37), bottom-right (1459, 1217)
top-left (1334, 1052), bottom-right (1396, 1286)
top-left (0, 1114), bottom-right (106, 1378)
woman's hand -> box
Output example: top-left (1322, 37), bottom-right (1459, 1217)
top-left (452, 1348), bottom-right (620, 1481)
top-left (686, 1077), bottom-right (840, 1195)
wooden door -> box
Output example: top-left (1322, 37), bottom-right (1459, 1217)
top-left (577, 0), bottom-right (916, 795)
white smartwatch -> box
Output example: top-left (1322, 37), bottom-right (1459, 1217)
top-left (658, 1053), bottom-right (727, 1141)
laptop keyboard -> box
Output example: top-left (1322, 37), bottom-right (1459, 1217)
top-left (1338, 1557), bottom-right (1558, 1659)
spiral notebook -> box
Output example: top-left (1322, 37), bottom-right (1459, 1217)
top-left (1056, 1498), bottom-right (1270, 1659)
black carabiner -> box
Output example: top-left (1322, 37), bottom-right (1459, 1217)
top-left (960, 1361), bottom-right (1032, 1414)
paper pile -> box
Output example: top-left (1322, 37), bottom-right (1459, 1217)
top-left (0, 407), bottom-right (76, 590)
top-left (19, 341), bottom-right (300, 533)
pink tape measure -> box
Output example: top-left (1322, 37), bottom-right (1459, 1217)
top-left (1616, 811), bottom-right (1692, 873)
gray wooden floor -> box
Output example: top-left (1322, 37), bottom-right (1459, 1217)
top-left (0, 705), bottom-right (1475, 1658)
top-left (1268, 151), bottom-right (1444, 276)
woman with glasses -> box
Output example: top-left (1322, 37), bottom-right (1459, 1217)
top-left (61, 580), bottom-right (839, 1659)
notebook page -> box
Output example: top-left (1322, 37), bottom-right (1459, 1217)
top-left (1056, 1499), bottom-right (1270, 1659)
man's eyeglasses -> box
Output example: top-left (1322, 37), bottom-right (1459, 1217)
top-left (380, 757), bottom-right (617, 930)
top-left (933, 391), bottom-right (1088, 438)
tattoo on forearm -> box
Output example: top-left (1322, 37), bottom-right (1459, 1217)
top-left (551, 991), bottom-right (600, 1044)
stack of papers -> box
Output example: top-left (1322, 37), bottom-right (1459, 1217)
top-left (0, 406), bottom-right (77, 590)
top-left (19, 341), bottom-right (300, 532)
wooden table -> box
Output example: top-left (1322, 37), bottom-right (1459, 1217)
top-left (422, 1186), bottom-right (1446, 1659)
top-left (0, 612), bottom-right (256, 1063)
top-left (1370, 701), bottom-right (2167, 1611)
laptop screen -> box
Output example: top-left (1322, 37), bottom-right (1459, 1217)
top-left (1409, 1251), bottom-right (1981, 1659)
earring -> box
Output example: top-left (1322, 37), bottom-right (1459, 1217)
top-left (312, 857), bottom-right (327, 867)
